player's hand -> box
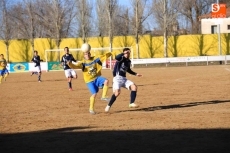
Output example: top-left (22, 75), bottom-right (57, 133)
top-left (124, 50), bottom-right (130, 54)
top-left (136, 74), bottom-right (142, 77)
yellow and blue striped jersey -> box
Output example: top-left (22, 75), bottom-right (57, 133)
top-left (68, 52), bottom-right (112, 83)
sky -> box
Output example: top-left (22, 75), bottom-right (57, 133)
top-left (118, 0), bottom-right (130, 6)
top-left (10, 0), bottom-right (155, 30)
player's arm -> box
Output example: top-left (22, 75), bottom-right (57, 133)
top-left (70, 54), bottom-right (77, 62)
top-left (105, 52), bottom-right (113, 58)
top-left (127, 67), bottom-right (136, 76)
top-left (0, 60), bottom-right (5, 67)
top-left (115, 53), bottom-right (124, 61)
top-left (99, 52), bottom-right (113, 63)
top-left (4, 59), bottom-right (7, 65)
top-left (127, 68), bottom-right (142, 77)
top-left (3, 59), bottom-right (7, 67)
top-left (31, 57), bottom-right (35, 62)
top-left (67, 60), bottom-right (82, 69)
top-left (38, 56), bottom-right (43, 62)
top-left (37, 56), bottom-right (41, 61)
top-left (60, 56), bottom-right (64, 66)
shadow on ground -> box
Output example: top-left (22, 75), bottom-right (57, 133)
top-left (120, 99), bottom-right (230, 112)
top-left (0, 127), bottom-right (229, 153)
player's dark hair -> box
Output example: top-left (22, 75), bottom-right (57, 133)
top-left (64, 47), bottom-right (69, 51)
top-left (123, 48), bottom-right (130, 52)
top-left (34, 50), bottom-right (38, 54)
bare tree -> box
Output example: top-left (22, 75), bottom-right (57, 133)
top-left (95, 0), bottom-right (108, 47)
top-left (116, 7), bottom-right (135, 47)
top-left (130, 0), bottom-right (152, 58)
top-left (96, 2), bottom-right (132, 47)
top-left (97, 0), bottom-right (118, 51)
top-left (153, 0), bottom-right (180, 57)
top-left (116, 7), bottom-right (130, 36)
top-left (36, 0), bottom-right (76, 61)
top-left (9, 0), bottom-right (39, 55)
top-left (179, 0), bottom-right (215, 34)
top-left (0, 0), bottom-right (15, 62)
top-left (75, 0), bottom-right (92, 43)
top-left (24, 0), bottom-right (37, 53)
top-left (50, 0), bottom-right (67, 51)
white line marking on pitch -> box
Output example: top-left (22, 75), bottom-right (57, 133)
top-left (225, 68), bottom-right (230, 72)
top-left (175, 76), bottom-right (192, 82)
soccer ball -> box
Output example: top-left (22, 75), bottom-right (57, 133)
top-left (81, 43), bottom-right (91, 53)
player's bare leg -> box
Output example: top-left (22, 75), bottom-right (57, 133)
top-left (105, 89), bottom-right (121, 112)
top-left (72, 75), bottom-right (77, 79)
top-left (3, 72), bottom-right (9, 81)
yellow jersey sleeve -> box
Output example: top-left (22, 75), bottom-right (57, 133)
top-left (98, 52), bottom-right (112, 63)
top-left (67, 61), bottom-right (83, 69)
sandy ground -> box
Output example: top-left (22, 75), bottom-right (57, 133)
top-left (1, 65), bottom-right (230, 153)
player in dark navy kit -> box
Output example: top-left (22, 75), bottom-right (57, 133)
top-left (31, 50), bottom-right (42, 82)
top-left (105, 48), bottom-right (142, 112)
top-left (61, 47), bottom-right (77, 91)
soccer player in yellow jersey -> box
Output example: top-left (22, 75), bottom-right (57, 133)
top-left (68, 43), bottom-right (113, 115)
top-left (0, 54), bottom-right (9, 84)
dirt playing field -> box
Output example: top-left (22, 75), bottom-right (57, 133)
top-left (1, 65), bottom-right (230, 153)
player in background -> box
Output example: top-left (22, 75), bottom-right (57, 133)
top-left (68, 43), bottom-right (112, 115)
top-left (31, 50), bottom-right (42, 82)
top-left (0, 54), bottom-right (9, 83)
top-left (105, 48), bottom-right (142, 112)
top-left (61, 47), bottom-right (77, 91)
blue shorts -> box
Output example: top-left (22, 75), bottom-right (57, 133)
top-left (86, 76), bottom-right (107, 94)
top-left (0, 68), bottom-right (9, 76)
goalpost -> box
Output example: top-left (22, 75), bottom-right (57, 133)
top-left (44, 47), bottom-right (133, 71)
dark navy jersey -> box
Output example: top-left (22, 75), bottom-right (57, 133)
top-left (113, 53), bottom-right (136, 77)
top-left (61, 54), bottom-right (76, 70)
top-left (31, 55), bottom-right (41, 67)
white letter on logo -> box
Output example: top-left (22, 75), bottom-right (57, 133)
top-left (212, 4), bottom-right (220, 13)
